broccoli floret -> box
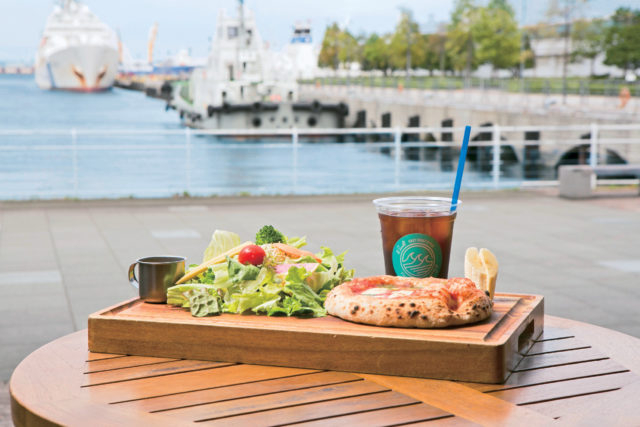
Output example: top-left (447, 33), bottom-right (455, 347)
top-left (256, 225), bottom-right (285, 245)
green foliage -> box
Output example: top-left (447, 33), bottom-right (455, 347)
top-left (603, 8), bottom-right (640, 73)
top-left (446, 0), bottom-right (478, 75)
top-left (571, 19), bottom-right (606, 75)
top-left (318, 23), bottom-right (360, 69)
top-left (389, 9), bottom-right (424, 71)
top-left (423, 33), bottom-right (452, 74)
top-left (361, 33), bottom-right (390, 72)
top-left (473, 1), bottom-right (521, 72)
top-left (520, 33), bottom-right (535, 70)
top-left (318, 23), bottom-right (341, 69)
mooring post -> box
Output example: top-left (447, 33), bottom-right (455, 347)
top-left (394, 127), bottom-right (402, 188)
top-left (71, 128), bottom-right (78, 197)
top-left (492, 125), bottom-right (501, 188)
top-left (589, 123), bottom-right (598, 167)
top-left (185, 127), bottom-right (192, 194)
top-left (292, 129), bottom-right (299, 191)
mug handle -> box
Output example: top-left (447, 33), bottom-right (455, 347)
top-left (128, 262), bottom-right (139, 290)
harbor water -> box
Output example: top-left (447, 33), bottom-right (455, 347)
top-left (0, 75), bottom-right (492, 200)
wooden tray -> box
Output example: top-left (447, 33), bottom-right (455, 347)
top-left (88, 293), bottom-right (543, 384)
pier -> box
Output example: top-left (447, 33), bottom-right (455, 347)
top-left (301, 83), bottom-right (640, 167)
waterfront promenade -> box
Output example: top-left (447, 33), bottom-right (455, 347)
top-left (1, 189), bottom-right (639, 424)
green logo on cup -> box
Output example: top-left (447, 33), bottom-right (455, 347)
top-left (392, 233), bottom-right (442, 278)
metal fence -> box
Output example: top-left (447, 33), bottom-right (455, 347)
top-left (0, 123), bottom-right (638, 200)
top-left (306, 76), bottom-right (640, 97)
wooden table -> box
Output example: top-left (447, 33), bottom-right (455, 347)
top-left (10, 315), bottom-right (640, 426)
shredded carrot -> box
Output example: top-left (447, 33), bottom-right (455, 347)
top-left (272, 243), bottom-right (322, 263)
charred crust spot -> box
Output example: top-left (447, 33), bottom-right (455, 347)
top-left (396, 308), bottom-right (401, 314)
top-left (387, 307), bottom-right (391, 311)
top-left (484, 290), bottom-right (490, 296)
top-left (399, 303), bottom-right (405, 307)
top-left (420, 315), bottom-right (428, 320)
top-left (409, 310), bottom-right (420, 318)
top-left (398, 315), bottom-right (403, 319)
top-left (472, 304), bottom-right (477, 310)
top-left (410, 302), bottom-right (416, 307)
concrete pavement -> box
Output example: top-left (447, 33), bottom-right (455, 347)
top-left (1, 189), bottom-right (639, 424)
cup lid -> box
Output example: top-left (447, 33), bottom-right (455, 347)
top-left (373, 196), bottom-right (461, 215)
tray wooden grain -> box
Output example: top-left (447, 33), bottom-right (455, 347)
top-left (88, 293), bottom-right (543, 383)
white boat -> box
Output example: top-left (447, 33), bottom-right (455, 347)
top-left (35, 0), bottom-right (119, 91)
top-left (168, 0), bottom-right (347, 130)
top-left (285, 22), bottom-right (318, 80)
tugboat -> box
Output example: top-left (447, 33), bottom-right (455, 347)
top-left (35, 0), bottom-right (119, 91)
top-left (167, 0), bottom-right (347, 130)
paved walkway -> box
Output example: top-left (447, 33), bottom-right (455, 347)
top-left (1, 189), bottom-right (639, 423)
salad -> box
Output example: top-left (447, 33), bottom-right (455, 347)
top-left (167, 225), bottom-right (354, 318)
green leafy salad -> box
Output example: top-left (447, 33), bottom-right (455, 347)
top-left (167, 226), bottom-right (354, 318)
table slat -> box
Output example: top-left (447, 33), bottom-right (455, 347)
top-left (525, 337), bottom-right (590, 355)
top-left (525, 379), bottom-right (640, 423)
top-left (357, 374), bottom-right (553, 425)
top-left (86, 352), bottom-right (128, 362)
top-left (514, 347), bottom-right (607, 372)
top-left (199, 391), bottom-right (419, 426)
top-left (288, 403), bottom-right (452, 427)
top-left (534, 327), bottom-right (574, 341)
top-left (162, 380), bottom-right (391, 422)
top-left (467, 358), bottom-right (630, 392)
top-left (93, 365), bottom-right (319, 403)
top-left (85, 355), bottom-right (179, 373)
top-left (83, 360), bottom-right (233, 386)
top-left (489, 372), bottom-right (637, 405)
top-left (115, 371), bottom-right (360, 413)
top-left (412, 416), bottom-right (480, 426)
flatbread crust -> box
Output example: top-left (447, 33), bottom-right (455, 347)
top-left (325, 275), bottom-right (492, 328)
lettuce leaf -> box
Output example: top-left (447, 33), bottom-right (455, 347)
top-left (285, 235), bottom-right (307, 249)
top-left (202, 230), bottom-right (242, 262)
top-left (227, 257), bottom-right (260, 284)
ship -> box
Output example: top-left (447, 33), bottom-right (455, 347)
top-left (34, 0), bottom-right (119, 91)
top-left (167, 0), bottom-right (347, 130)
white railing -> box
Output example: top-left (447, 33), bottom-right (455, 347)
top-left (0, 123), bottom-right (638, 199)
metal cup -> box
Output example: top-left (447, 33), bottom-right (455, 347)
top-left (128, 256), bottom-right (185, 303)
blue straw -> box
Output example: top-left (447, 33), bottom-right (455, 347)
top-left (450, 125), bottom-right (471, 212)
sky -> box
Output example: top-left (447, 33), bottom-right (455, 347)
top-left (0, 0), bottom-right (636, 62)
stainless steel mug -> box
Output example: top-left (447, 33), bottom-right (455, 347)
top-left (128, 256), bottom-right (185, 303)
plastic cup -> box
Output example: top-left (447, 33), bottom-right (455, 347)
top-left (373, 197), bottom-right (461, 279)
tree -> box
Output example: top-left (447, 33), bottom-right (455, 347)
top-left (603, 8), bottom-right (640, 75)
top-left (545, 0), bottom-right (588, 103)
top-left (318, 23), bottom-right (360, 69)
top-left (446, 0), bottom-right (478, 78)
top-left (337, 30), bottom-right (361, 66)
top-left (520, 32), bottom-right (535, 72)
top-left (361, 33), bottom-right (391, 73)
top-left (473, 0), bottom-right (521, 74)
top-left (389, 9), bottom-right (424, 73)
top-left (318, 23), bottom-right (341, 69)
top-left (571, 18), bottom-right (606, 76)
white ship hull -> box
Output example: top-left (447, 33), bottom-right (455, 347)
top-left (35, 44), bottom-right (118, 91)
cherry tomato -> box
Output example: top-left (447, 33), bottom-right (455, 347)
top-left (238, 244), bottom-right (266, 266)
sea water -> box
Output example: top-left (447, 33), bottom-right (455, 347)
top-left (0, 75), bottom-right (491, 200)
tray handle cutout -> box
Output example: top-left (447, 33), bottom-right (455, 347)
top-left (518, 319), bottom-right (535, 354)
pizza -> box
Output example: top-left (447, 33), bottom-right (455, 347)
top-left (324, 275), bottom-right (492, 328)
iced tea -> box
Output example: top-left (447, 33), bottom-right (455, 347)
top-left (373, 197), bottom-right (459, 279)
